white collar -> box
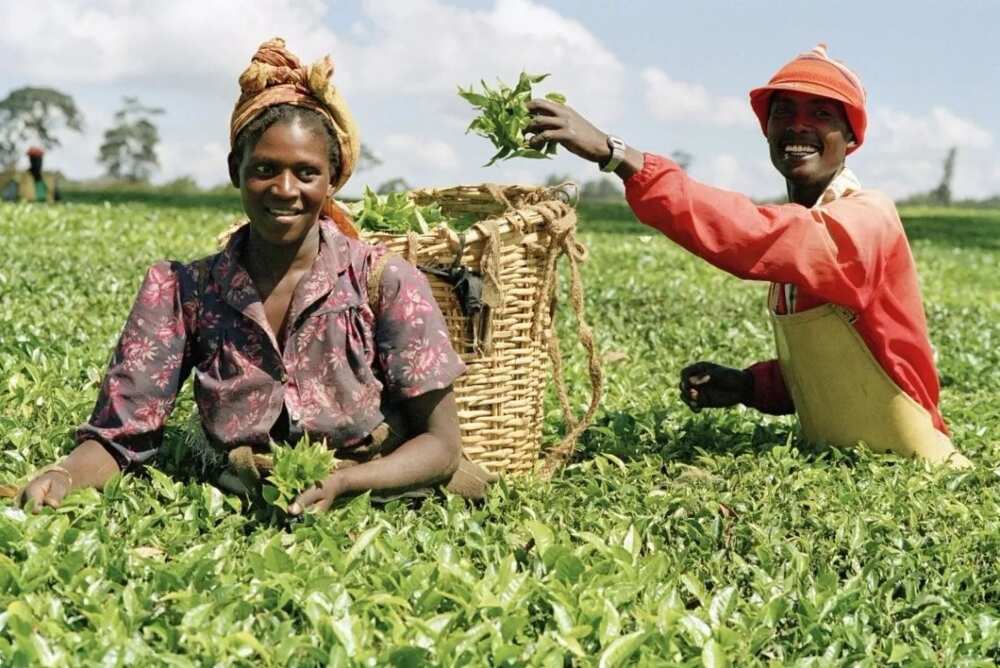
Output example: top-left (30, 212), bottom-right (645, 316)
top-left (815, 167), bottom-right (862, 208)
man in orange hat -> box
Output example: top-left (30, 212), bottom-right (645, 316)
top-left (2, 146), bottom-right (60, 203)
top-left (526, 44), bottom-right (971, 466)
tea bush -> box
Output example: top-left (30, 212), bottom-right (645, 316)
top-left (1, 197), bottom-right (998, 666)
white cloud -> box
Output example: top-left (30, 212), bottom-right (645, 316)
top-left (0, 0), bottom-right (340, 185)
top-left (381, 134), bottom-right (460, 171)
top-left (849, 105), bottom-right (996, 199)
top-left (850, 149), bottom-right (1000, 201)
top-left (158, 141), bottom-right (230, 188)
top-left (342, 0), bottom-right (625, 125)
top-left (869, 106), bottom-right (993, 153)
top-left (32, 100), bottom-right (112, 181)
top-left (6, 2), bottom-right (993, 200)
top-left (641, 67), bottom-right (754, 128)
top-left (0, 0), bottom-right (626, 188)
top-left (0, 0), bottom-right (339, 86)
top-left (849, 154), bottom-right (939, 199)
top-left (693, 154), bottom-right (779, 199)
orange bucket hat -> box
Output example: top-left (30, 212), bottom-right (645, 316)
top-left (749, 44), bottom-right (867, 154)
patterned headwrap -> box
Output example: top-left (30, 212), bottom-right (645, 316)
top-left (230, 37), bottom-right (360, 237)
top-left (749, 44), bottom-right (867, 154)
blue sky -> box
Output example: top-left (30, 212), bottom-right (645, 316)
top-left (2, 0), bottom-right (997, 200)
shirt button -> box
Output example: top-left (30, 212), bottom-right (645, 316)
top-left (290, 412), bottom-right (301, 422)
top-left (280, 371), bottom-right (288, 382)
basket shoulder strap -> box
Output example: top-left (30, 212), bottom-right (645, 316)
top-left (367, 250), bottom-right (396, 313)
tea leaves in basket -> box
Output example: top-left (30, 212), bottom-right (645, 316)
top-left (349, 186), bottom-right (448, 234)
top-left (459, 71), bottom-right (566, 166)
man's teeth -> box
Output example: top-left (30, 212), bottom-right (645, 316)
top-left (785, 144), bottom-right (818, 154)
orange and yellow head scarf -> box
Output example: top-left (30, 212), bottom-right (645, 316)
top-left (230, 37), bottom-right (360, 236)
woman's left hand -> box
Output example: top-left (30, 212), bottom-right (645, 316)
top-left (287, 473), bottom-right (343, 515)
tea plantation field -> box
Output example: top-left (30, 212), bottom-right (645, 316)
top-left (1, 196), bottom-right (999, 666)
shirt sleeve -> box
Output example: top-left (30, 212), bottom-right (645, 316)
top-left (374, 256), bottom-right (466, 401)
top-left (624, 153), bottom-right (901, 313)
top-left (76, 261), bottom-right (195, 471)
top-left (744, 360), bottom-right (795, 416)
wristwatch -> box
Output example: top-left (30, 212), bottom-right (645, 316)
top-left (600, 135), bottom-right (626, 173)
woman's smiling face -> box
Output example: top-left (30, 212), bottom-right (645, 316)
top-left (767, 90), bottom-right (855, 192)
top-left (233, 119), bottom-right (332, 246)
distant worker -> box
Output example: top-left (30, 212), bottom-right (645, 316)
top-left (525, 44), bottom-right (971, 467)
top-left (1, 146), bottom-right (60, 203)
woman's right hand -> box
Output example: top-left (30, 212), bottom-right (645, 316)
top-left (18, 470), bottom-right (72, 512)
top-left (15, 442), bottom-right (120, 512)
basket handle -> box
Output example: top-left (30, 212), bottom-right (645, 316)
top-left (484, 183), bottom-right (514, 210)
top-left (547, 181), bottom-right (580, 208)
top-left (535, 204), bottom-right (604, 478)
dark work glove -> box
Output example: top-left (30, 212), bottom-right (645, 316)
top-left (679, 361), bottom-right (753, 412)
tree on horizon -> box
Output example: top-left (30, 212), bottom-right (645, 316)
top-left (98, 97), bottom-right (164, 182)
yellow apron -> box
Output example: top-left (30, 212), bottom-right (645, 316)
top-left (768, 284), bottom-right (971, 468)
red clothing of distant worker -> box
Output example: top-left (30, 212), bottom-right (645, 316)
top-left (624, 153), bottom-right (948, 434)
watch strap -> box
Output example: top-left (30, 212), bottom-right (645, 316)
top-left (601, 135), bottom-right (626, 173)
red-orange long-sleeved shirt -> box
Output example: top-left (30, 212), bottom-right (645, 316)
top-left (624, 153), bottom-right (947, 434)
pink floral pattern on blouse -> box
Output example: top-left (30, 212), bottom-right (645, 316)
top-left (78, 219), bottom-right (465, 470)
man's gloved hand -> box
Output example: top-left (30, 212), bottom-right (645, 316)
top-left (679, 361), bottom-right (753, 412)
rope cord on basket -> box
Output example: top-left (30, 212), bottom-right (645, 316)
top-left (531, 202), bottom-right (604, 478)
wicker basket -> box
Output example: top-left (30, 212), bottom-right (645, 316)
top-left (363, 183), bottom-right (602, 476)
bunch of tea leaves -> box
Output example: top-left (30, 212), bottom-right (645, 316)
top-left (261, 436), bottom-right (336, 512)
top-left (459, 71), bottom-right (566, 166)
top-left (351, 186), bottom-right (447, 234)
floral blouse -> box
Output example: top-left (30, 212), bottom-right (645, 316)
top-left (77, 219), bottom-right (465, 471)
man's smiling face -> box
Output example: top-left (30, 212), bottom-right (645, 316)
top-left (767, 90), bottom-right (855, 191)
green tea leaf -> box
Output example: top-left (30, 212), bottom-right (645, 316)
top-left (597, 631), bottom-right (647, 668)
top-left (459, 71), bottom-right (566, 165)
top-left (701, 639), bottom-right (730, 668)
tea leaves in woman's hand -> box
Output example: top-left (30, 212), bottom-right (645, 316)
top-left (262, 437), bottom-right (336, 511)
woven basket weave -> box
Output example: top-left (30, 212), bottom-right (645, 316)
top-left (363, 183), bottom-right (602, 476)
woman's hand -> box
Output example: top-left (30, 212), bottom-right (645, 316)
top-left (680, 361), bottom-right (753, 412)
top-left (17, 440), bottom-right (121, 513)
top-left (18, 469), bottom-right (72, 512)
top-left (287, 473), bottom-right (343, 516)
top-left (286, 388), bottom-right (462, 515)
